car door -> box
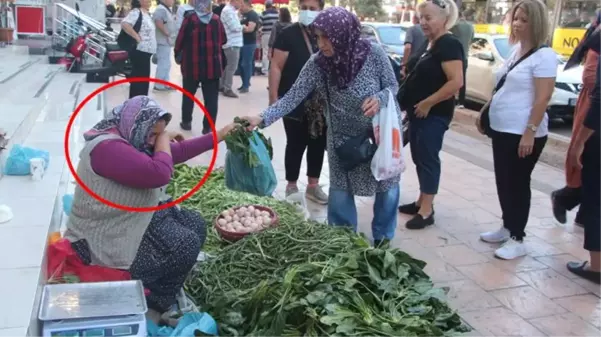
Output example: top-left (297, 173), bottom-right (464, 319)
top-left (466, 37), bottom-right (496, 102)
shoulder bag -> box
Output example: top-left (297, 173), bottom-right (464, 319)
top-left (117, 9), bottom-right (143, 52)
top-left (478, 46), bottom-right (544, 137)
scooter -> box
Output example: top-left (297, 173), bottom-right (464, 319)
top-left (61, 3), bottom-right (132, 82)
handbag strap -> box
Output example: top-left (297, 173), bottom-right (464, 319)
top-left (493, 46), bottom-right (544, 94)
top-left (300, 25), bottom-right (316, 55)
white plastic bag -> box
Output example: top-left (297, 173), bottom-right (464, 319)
top-left (286, 191), bottom-right (311, 220)
top-left (370, 89), bottom-right (405, 181)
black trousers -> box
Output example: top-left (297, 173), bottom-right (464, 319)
top-left (492, 131), bottom-right (547, 240)
top-left (181, 77), bottom-right (220, 131)
top-left (129, 49), bottom-right (152, 99)
top-left (282, 117), bottom-right (326, 182)
top-left (581, 135), bottom-right (600, 252)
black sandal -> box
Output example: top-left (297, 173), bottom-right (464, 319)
top-left (567, 261), bottom-right (601, 284)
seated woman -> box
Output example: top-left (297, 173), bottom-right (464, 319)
top-left (64, 96), bottom-right (234, 315)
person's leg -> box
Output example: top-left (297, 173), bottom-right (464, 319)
top-left (180, 77), bottom-right (200, 130)
top-left (222, 47), bottom-right (240, 97)
top-left (327, 187), bottom-right (358, 231)
top-left (129, 50), bottom-right (152, 98)
top-left (238, 45), bottom-right (251, 91)
top-left (405, 115), bottom-right (450, 229)
top-left (480, 131), bottom-right (513, 243)
top-left (305, 122), bottom-right (328, 204)
top-left (261, 33), bottom-right (270, 74)
top-left (567, 137), bottom-right (600, 283)
top-left (494, 134), bottom-right (547, 260)
top-left (199, 78), bottom-right (220, 134)
top-left (129, 210), bottom-right (203, 313)
top-left (283, 117), bottom-right (308, 197)
top-left (372, 184), bottom-right (400, 246)
top-left (399, 116), bottom-right (422, 215)
top-left (154, 45), bottom-right (172, 90)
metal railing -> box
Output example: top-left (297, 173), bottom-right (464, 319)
top-left (51, 3), bottom-right (119, 65)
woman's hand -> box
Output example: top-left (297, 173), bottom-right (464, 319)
top-left (414, 99), bottom-right (433, 118)
top-left (362, 96), bottom-right (379, 117)
top-left (168, 131), bottom-right (185, 142)
top-left (217, 123), bottom-right (237, 141)
top-left (239, 115), bottom-right (263, 130)
top-left (518, 132), bottom-right (535, 158)
top-left (134, 34), bottom-right (142, 43)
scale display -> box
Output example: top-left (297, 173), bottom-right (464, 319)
top-left (50, 324), bottom-right (137, 337)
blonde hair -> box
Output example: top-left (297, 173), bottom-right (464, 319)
top-left (508, 0), bottom-right (549, 48)
top-left (417, 0), bottom-right (459, 31)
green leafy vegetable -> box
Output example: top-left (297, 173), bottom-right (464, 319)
top-left (223, 117), bottom-right (273, 168)
top-left (167, 166), bottom-right (470, 336)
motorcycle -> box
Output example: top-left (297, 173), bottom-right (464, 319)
top-left (59, 3), bottom-right (132, 82)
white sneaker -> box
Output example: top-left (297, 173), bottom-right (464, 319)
top-left (480, 226), bottom-right (510, 243)
top-left (494, 238), bottom-right (527, 260)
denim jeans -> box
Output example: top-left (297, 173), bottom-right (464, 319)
top-left (154, 44), bottom-right (172, 89)
top-left (408, 114), bottom-right (451, 195)
top-left (239, 44), bottom-right (256, 89)
top-left (327, 184), bottom-right (400, 241)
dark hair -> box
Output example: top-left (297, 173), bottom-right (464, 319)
top-left (159, 113), bottom-right (172, 124)
top-left (131, 0), bottom-right (141, 8)
top-left (299, 0), bottom-right (325, 9)
top-left (242, 0), bottom-right (252, 5)
top-left (279, 7), bottom-right (291, 22)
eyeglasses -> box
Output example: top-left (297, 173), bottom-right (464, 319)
top-left (429, 0), bottom-right (447, 9)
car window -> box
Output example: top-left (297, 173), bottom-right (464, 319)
top-left (493, 37), bottom-right (511, 60)
top-left (469, 37), bottom-right (491, 56)
top-left (376, 26), bottom-right (406, 46)
top-left (360, 25), bottom-right (377, 38)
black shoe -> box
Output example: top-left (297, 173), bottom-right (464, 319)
top-left (219, 87), bottom-right (224, 92)
top-left (567, 261), bottom-right (601, 284)
top-left (406, 212), bottom-right (435, 230)
top-left (373, 239), bottom-right (390, 248)
top-left (551, 191), bottom-right (567, 224)
top-left (201, 128), bottom-right (210, 135)
top-left (180, 122), bottom-right (192, 131)
top-left (398, 202), bottom-right (420, 215)
top-left (238, 87), bottom-right (249, 93)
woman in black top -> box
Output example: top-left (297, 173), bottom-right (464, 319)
top-left (268, 0), bottom-right (328, 204)
top-left (398, 0), bottom-right (464, 229)
top-left (268, 7), bottom-right (292, 57)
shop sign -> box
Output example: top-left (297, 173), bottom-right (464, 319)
top-left (552, 28), bottom-right (586, 57)
top-left (473, 24), bottom-right (508, 34)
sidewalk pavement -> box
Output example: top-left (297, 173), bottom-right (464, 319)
top-left (102, 67), bottom-right (600, 336)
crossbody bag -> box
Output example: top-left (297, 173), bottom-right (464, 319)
top-left (479, 46), bottom-right (544, 137)
top-left (117, 9), bottom-right (143, 52)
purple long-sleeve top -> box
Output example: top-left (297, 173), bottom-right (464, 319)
top-left (89, 133), bottom-right (215, 189)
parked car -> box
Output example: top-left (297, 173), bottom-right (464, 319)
top-left (360, 22), bottom-right (408, 83)
top-left (466, 33), bottom-right (583, 122)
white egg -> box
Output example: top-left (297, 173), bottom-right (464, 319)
top-left (261, 211), bottom-right (270, 216)
top-left (221, 210), bottom-right (229, 217)
top-left (217, 218), bottom-right (227, 227)
top-left (232, 221), bottom-right (241, 228)
top-left (254, 209), bottom-right (262, 217)
top-left (224, 215), bottom-right (232, 222)
top-left (228, 209), bottom-right (235, 216)
top-left (239, 207), bottom-right (247, 213)
top-left (263, 216), bottom-right (272, 226)
top-left (233, 214), bottom-right (239, 221)
top-left (256, 218), bottom-right (264, 226)
top-left (248, 206), bottom-right (255, 212)
top-left (226, 224), bottom-right (235, 232)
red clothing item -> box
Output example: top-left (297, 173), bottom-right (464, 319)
top-left (175, 14), bottom-right (227, 81)
top-left (89, 133), bottom-right (216, 189)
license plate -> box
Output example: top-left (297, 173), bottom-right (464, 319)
top-left (568, 98), bottom-right (577, 106)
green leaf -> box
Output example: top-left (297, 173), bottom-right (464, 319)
top-left (367, 263), bottom-right (383, 284)
top-left (344, 255), bottom-right (359, 269)
top-left (335, 318), bottom-right (358, 334)
top-left (306, 290), bottom-right (327, 305)
top-left (383, 251), bottom-right (396, 271)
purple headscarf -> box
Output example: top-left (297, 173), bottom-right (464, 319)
top-left (312, 7), bottom-right (371, 90)
top-left (83, 96), bottom-right (171, 152)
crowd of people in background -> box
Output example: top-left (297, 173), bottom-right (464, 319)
top-left (110, 0), bottom-right (600, 286)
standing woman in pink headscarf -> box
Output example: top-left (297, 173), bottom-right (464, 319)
top-left (242, 7), bottom-right (403, 247)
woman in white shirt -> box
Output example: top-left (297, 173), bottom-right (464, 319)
top-left (121, 0), bottom-right (157, 98)
top-left (477, 0), bottom-right (557, 260)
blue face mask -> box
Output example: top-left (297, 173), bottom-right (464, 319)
top-left (198, 11), bottom-right (212, 23)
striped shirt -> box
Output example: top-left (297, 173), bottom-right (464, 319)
top-left (260, 8), bottom-right (278, 33)
top-left (220, 4), bottom-right (243, 48)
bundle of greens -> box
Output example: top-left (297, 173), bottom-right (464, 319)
top-left (223, 117), bottom-right (273, 168)
top-left (168, 166), bottom-right (469, 336)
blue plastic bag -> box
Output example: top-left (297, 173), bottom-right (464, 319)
top-left (3, 145), bottom-right (50, 176)
top-left (62, 194), bottom-right (74, 216)
top-left (147, 312), bottom-right (218, 337)
top-left (225, 131), bottom-right (277, 197)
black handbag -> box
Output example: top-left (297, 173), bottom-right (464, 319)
top-left (117, 9), bottom-right (143, 52)
top-left (479, 46), bottom-right (544, 137)
top-left (324, 78), bottom-right (377, 171)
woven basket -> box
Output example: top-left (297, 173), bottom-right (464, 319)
top-left (214, 205), bottom-right (279, 242)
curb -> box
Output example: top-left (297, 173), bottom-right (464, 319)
top-left (453, 108), bottom-right (571, 151)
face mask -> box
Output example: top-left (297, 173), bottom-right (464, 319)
top-left (299, 10), bottom-right (319, 26)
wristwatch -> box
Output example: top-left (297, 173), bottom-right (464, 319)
top-left (526, 124), bottom-right (538, 132)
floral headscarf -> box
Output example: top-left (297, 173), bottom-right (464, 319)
top-left (311, 7), bottom-right (371, 90)
top-left (565, 11), bottom-right (601, 70)
top-left (83, 96), bottom-right (171, 152)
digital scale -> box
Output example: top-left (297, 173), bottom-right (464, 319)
top-left (39, 281), bottom-right (148, 337)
